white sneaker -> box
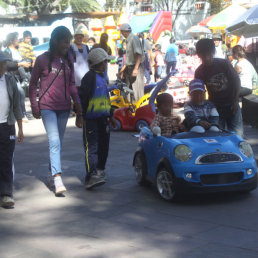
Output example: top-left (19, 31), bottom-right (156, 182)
top-left (54, 176), bottom-right (67, 195)
top-left (22, 116), bottom-right (29, 123)
top-left (1, 196), bottom-right (15, 208)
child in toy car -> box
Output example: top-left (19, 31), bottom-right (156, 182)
top-left (150, 93), bottom-right (181, 137)
top-left (184, 79), bottom-right (219, 133)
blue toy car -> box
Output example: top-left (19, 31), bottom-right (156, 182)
top-left (133, 128), bottom-right (257, 201)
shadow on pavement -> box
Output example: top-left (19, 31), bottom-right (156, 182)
top-left (0, 118), bottom-right (258, 257)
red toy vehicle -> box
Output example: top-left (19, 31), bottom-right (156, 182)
top-left (114, 104), bottom-right (155, 131)
top-left (178, 43), bottom-right (187, 55)
top-left (165, 76), bottom-right (193, 106)
top-left (113, 74), bottom-right (172, 131)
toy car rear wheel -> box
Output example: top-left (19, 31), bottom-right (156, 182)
top-left (136, 120), bottom-right (149, 131)
top-left (156, 167), bottom-right (177, 201)
top-left (134, 152), bottom-right (148, 186)
top-left (112, 119), bottom-right (121, 131)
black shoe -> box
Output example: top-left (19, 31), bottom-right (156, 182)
top-left (85, 175), bottom-right (105, 190)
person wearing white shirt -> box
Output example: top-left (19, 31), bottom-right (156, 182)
top-left (70, 29), bottom-right (89, 88)
top-left (0, 51), bottom-right (23, 208)
top-left (232, 45), bottom-right (258, 96)
top-left (213, 34), bottom-right (225, 59)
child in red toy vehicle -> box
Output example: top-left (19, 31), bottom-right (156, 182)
top-left (150, 93), bottom-right (181, 137)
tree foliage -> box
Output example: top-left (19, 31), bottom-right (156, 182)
top-left (71, 0), bottom-right (101, 12)
top-left (105, 0), bottom-right (125, 11)
top-left (153, 0), bottom-right (231, 14)
top-left (209, 0), bottom-right (231, 14)
top-left (1, 0), bottom-right (101, 15)
top-left (152, 0), bottom-right (187, 33)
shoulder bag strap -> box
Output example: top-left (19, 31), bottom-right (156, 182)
top-left (38, 64), bottom-right (63, 102)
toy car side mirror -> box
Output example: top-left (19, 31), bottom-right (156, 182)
top-left (152, 126), bottom-right (161, 137)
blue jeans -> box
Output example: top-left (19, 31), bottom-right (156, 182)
top-left (144, 68), bottom-right (151, 84)
top-left (166, 61), bottom-right (177, 75)
top-left (155, 66), bottom-right (163, 81)
top-left (41, 110), bottom-right (70, 176)
top-left (219, 105), bottom-right (244, 137)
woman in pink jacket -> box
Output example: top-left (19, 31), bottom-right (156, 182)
top-left (29, 26), bottom-right (82, 195)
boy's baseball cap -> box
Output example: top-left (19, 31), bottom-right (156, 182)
top-left (0, 51), bottom-right (9, 62)
top-left (189, 79), bottom-right (205, 94)
top-left (212, 33), bottom-right (222, 41)
top-left (74, 29), bottom-right (84, 36)
top-left (88, 48), bottom-right (115, 66)
top-left (119, 23), bottom-right (132, 31)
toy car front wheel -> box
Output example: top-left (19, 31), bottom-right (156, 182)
top-left (136, 120), bottom-right (149, 131)
top-left (156, 168), bottom-right (177, 201)
top-left (112, 119), bottom-right (121, 131)
top-left (134, 152), bottom-right (148, 186)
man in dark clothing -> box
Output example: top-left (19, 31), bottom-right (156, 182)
top-left (195, 38), bottom-right (243, 136)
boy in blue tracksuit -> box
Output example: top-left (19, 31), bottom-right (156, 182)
top-left (78, 48), bottom-right (116, 190)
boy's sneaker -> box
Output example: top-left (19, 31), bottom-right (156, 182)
top-left (97, 170), bottom-right (106, 180)
top-left (54, 176), bottom-right (67, 195)
top-left (22, 116), bottom-right (29, 123)
top-left (1, 196), bottom-right (15, 208)
top-left (85, 175), bottom-right (105, 190)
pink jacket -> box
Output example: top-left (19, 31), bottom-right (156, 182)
top-left (29, 51), bottom-right (80, 113)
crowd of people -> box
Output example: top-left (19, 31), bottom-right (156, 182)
top-left (0, 23), bottom-right (257, 208)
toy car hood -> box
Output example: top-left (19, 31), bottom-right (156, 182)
top-left (161, 131), bottom-right (248, 160)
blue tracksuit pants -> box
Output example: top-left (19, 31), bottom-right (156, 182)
top-left (83, 117), bottom-right (110, 181)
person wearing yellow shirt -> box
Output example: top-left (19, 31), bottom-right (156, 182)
top-left (19, 31), bottom-right (36, 68)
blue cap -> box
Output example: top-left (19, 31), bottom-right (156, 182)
top-left (189, 79), bottom-right (205, 94)
top-left (0, 51), bottom-right (9, 62)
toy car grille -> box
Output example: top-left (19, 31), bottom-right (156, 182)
top-left (200, 172), bottom-right (243, 185)
top-left (196, 153), bottom-right (242, 164)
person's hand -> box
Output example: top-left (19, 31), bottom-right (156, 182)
top-left (120, 72), bottom-right (124, 79)
top-left (17, 130), bottom-right (24, 143)
top-left (132, 68), bottom-right (138, 77)
top-left (33, 112), bottom-right (41, 119)
top-left (76, 115), bottom-right (83, 128)
top-left (74, 103), bottom-right (82, 115)
top-left (110, 117), bottom-right (117, 129)
top-left (21, 62), bottom-right (31, 68)
top-left (198, 120), bottom-right (211, 129)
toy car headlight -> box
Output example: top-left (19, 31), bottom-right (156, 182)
top-left (174, 145), bottom-right (192, 162)
top-left (239, 141), bottom-right (253, 158)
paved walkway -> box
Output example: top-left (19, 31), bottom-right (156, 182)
top-left (1, 65), bottom-right (258, 257)
top-left (0, 113), bottom-right (258, 258)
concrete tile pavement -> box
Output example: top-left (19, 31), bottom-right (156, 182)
top-left (3, 63), bottom-right (258, 258)
top-left (0, 114), bottom-right (258, 258)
